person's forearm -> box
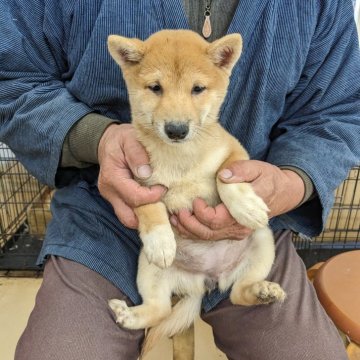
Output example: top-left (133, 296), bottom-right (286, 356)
top-left (61, 113), bottom-right (118, 168)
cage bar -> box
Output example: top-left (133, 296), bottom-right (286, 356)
top-left (0, 143), bottom-right (52, 270)
top-left (293, 166), bottom-right (360, 266)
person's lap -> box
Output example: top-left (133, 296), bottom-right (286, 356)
top-left (15, 231), bottom-right (347, 360)
top-left (201, 230), bottom-right (347, 360)
top-left (15, 255), bottom-right (144, 360)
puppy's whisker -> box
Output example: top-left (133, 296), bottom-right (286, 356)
top-left (193, 126), bottom-right (219, 140)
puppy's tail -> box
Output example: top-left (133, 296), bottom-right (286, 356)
top-left (140, 296), bottom-right (202, 358)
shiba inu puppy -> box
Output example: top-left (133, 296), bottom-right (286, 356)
top-left (107, 29), bottom-right (286, 354)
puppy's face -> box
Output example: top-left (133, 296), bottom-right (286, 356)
top-left (108, 30), bottom-right (242, 144)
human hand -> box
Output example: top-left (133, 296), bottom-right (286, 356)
top-left (170, 198), bottom-right (253, 241)
top-left (97, 123), bottom-right (167, 229)
top-left (170, 160), bottom-right (305, 240)
top-left (218, 160), bottom-right (305, 218)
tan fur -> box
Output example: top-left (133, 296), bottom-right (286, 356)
top-left (134, 203), bottom-right (169, 233)
top-left (107, 30), bottom-right (286, 356)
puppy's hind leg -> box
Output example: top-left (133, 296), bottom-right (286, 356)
top-left (231, 279), bottom-right (286, 306)
top-left (109, 252), bottom-right (172, 330)
top-left (230, 228), bottom-right (286, 306)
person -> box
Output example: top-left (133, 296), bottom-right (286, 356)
top-left (0, 1), bottom-right (359, 359)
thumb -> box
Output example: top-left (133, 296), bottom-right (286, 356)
top-left (126, 146), bottom-right (152, 179)
top-left (218, 160), bottom-right (262, 183)
top-left (121, 129), bottom-right (153, 180)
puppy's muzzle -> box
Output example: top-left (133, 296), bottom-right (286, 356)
top-left (164, 122), bottom-right (189, 141)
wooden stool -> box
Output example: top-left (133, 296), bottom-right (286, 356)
top-left (307, 250), bottom-right (360, 359)
top-left (172, 325), bottom-right (195, 360)
top-left (171, 297), bottom-right (195, 360)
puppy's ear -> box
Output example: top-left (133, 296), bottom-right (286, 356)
top-left (207, 34), bottom-right (242, 73)
top-left (108, 35), bottom-right (145, 67)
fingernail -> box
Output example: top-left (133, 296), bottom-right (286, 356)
top-left (170, 216), bottom-right (178, 226)
top-left (219, 169), bottom-right (233, 179)
top-left (137, 165), bottom-right (152, 178)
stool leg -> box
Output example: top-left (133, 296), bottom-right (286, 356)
top-left (173, 324), bottom-right (195, 360)
top-left (347, 342), bottom-right (360, 360)
top-left (306, 262), bottom-right (325, 282)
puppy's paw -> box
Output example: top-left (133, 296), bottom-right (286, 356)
top-left (218, 183), bottom-right (269, 229)
top-left (236, 195), bottom-right (269, 229)
top-left (141, 224), bottom-right (176, 269)
top-left (231, 280), bottom-right (286, 306)
top-left (108, 299), bottom-right (138, 329)
top-left (254, 281), bottom-right (286, 304)
top-left (229, 192), bottom-right (269, 229)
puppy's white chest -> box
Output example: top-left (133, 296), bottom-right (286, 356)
top-left (144, 146), bottom-right (228, 212)
top-left (150, 160), bottom-right (218, 210)
top-left (164, 177), bottom-right (219, 212)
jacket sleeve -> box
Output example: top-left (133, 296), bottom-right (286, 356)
top-left (267, 0), bottom-right (360, 236)
top-left (0, 0), bottom-right (92, 187)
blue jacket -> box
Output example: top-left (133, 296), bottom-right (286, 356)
top-left (0, 0), bottom-right (359, 309)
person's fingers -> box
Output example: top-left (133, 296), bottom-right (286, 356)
top-left (121, 127), bottom-right (152, 179)
top-left (97, 123), bottom-right (168, 228)
top-left (175, 210), bottom-right (215, 240)
top-left (99, 123), bottom-right (153, 180)
top-left (169, 215), bottom-right (195, 239)
top-left (98, 166), bottom-right (166, 228)
top-left (110, 197), bottom-right (139, 229)
top-left (192, 199), bottom-right (237, 230)
top-left (100, 175), bottom-right (166, 209)
top-left (218, 160), bottom-right (263, 184)
top-left (98, 159), bottom-right (167, 206)
top-left (174, 209), bottom-right (252, 241)
top-left (113, 175), bottom-right (166, 208)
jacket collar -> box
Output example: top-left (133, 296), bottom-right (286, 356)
top-left (152, 0), bottom-right (271, 46)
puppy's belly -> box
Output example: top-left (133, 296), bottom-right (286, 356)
top-left (173, 237), bottom-right (251, 282)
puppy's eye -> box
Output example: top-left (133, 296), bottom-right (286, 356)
top-left (192, 85), bottom-right (206, 95)
top-left (148, 84), bottom-right (162, 95)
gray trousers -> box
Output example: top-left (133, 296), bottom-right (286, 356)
top-left (15, 231), bottom-right (348, 360)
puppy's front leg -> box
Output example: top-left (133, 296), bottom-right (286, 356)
top-left (216, 153), bottom-right (269, 230)
top-left (217, 181), bottom-right (269, 229)
top-left (135, 202), bottom-right (176, 268)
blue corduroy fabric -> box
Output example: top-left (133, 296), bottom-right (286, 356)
top-left (0, 0), bottom-right (359, 310)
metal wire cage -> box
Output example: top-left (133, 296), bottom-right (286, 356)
top-left (0, 143), bottom-right (52, 270)
top-left (293, 166), bottom-right (360, 267)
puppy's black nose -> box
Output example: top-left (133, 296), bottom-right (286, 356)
top-left (164, 122), bottom-right (189, 140)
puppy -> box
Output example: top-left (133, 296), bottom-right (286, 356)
top-left (107, 29), bottom-right (286, 355)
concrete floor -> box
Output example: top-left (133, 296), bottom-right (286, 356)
top-left (0, 276), bottom-right (226, 360)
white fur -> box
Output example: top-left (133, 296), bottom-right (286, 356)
top-left (141, 223), bottom-right (177, 269)
top-left (217, 181), bottom-right (270, 229)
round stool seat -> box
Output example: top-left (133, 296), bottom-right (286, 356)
top-left (313, 250), bottom-right (360, 344)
